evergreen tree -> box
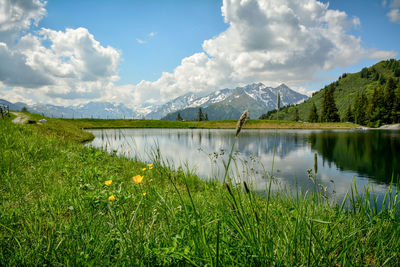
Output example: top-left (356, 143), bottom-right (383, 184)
top-left (177, 112), bottom-right (183, 121)
top-left (343, 104), bottom-right (354, 122)
top-left (379, 74), bottom-right (386, 85)
top-left (367, 86), bottom-right (385, 127)
top-left (197, 108), bottom-right (205, 121)
top-left (360, 67), bottom-right (369, 78)
top-left (384, 77), bottom-right (396, 124)
top-left (308, 103), bottom-right (319, 123)
top-left (354, 92), bottom-right (368, 125)
top-left (321, 84), bottom-right (340, 122)
top-left (293, 107), bottom-right (300, 121)
top-left (205, 113), bottom-right (209, 121)
top-left (394, 82), bottom-right (400, 123)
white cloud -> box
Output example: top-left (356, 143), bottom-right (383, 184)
top-left (136, 38), bottom-right (146, 44)
top-left (131, 0), bottom-right (396, 105)
top-left (387, 8), bottom-right (400, 22)
top-left (0, 0), bottom-right (121, 106)
top-left (0, 0), bottom-right (46, 43)
top-left (385, 0), bottom-right (400, 22)
top-left (0, 0), bottom-right (397, 108)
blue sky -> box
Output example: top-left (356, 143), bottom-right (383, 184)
top-left (0, 0), bottom-right (399, 108)
top-left (38, 0), bottom-right (228, 85)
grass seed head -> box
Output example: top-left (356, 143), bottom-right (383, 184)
top-left (235, 110), bottom-right (250, 137)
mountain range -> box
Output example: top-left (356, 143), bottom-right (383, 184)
top-left (161, 83), bottom-right (308, 120)
top-left (1, 83), bottom-right (308, 120)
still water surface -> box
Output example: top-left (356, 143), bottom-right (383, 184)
top-left (87, 128), bottom-right (399, 199)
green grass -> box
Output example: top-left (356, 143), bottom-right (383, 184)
top-left (1, 115), bottom-right (399, 265)
top-left (262, 59), bottom-right (400, 122)
top-left (61, 117), bottom-right (359, 130)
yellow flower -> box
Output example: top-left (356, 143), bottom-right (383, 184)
top-left (133, 175), bottom-right (144, 184)
top-left (108, 195), bottom-right (115, 202)
top-left (147, 163), bottom-right (153, 168)
top-left (142, 168), bottom-right (147, 171)
top-left (142, 192), bottom-right (147, 196)
top-left (104, 180), bottom-right (112, 186)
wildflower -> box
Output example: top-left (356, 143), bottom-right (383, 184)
top-left (235, 110), bottom-right (249, 137)
top-left (108, 195), bottom-right (115, 202)
top-left (148, 163), bottom-right (153, 170)
top-left (133, 175), bottom-right (144, 184)
top-left (104, 180), bottom-right (112, 186)
top-left (142, 168), bottom-right (147, 171)
top-left (142, 192), bottom-right (147, 196)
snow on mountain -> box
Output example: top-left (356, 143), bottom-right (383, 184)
top-left (2, 83), bottom-right (308, 120)
top-left (161, 83), bottom-right (309, 121)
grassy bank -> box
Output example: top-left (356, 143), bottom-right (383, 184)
top-left (1, 115), bottom-right (399, 265)
top-left (62, 117), bottom-right (359, 130)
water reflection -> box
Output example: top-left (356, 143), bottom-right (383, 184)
top-left (87, 128), bottom-right (399, 200)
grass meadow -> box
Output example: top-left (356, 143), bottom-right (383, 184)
top-left (0, 113), bottom-right (399, 265)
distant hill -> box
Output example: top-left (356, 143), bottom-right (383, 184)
top-left (0, 99), bottom-right (30, 112)
top-left (260, 59), bottom-right (400, 126)
top-left (0, 99), bottom-right (142, 119)
top-left (162, 83), bottom-right (308, 121)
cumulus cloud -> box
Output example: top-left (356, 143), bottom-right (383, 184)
top-left (387, 8), bottom-right (400, 22)
top-left (0, 0), bottom-right (46, 43)
top-left (132, 0), bottom-right (396, 105)
top-left (0, 42), bottom-right (52, 87)
top-left (0, 0), bottom-right (121, 106)
top-left (0, 0), bottom-right (397, 108)
top-left (384, 0), bottom-right (400, 22)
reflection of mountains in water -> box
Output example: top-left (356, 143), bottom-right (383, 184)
top-left (165, 130), bottom-right (308, 159)
top-left (96, 128), bottom-right (399, 185)
top-left (101, 129), bottom-right (309, 159)
top-left (309, 130), bottom-right (400, 183)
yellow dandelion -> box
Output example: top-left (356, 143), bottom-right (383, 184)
top-left (104, 180), bottom-right (112, 186)
top-left (147, 163), bottom-right (153, 168)
top-left (133, 175), bottom-right (144, 184)
top-left (142, 192), bottom-right (147, 196)
top-left (108, 195), bottom-right (115, 202)
top-left (142, 168), bottom-right (147, 171)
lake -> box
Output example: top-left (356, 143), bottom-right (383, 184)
top-left (87, 128), bottom-right (399, 200)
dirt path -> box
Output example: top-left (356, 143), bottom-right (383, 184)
top-left (11, 112), bottom-right (29, 124)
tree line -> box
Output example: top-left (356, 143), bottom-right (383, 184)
top-left (308, 77), bottom-right (400, 126)
top-left (176, 107), bottom-right (208, 121)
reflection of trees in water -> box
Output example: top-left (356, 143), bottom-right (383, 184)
top-left (94, 129), bottom-right (399, 186)
top-left (309, 131), bottom-right (400, 183)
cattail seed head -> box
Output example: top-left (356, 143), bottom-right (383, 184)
top-left (243, 181), bottom-right (250, 194)
top-left (235, 110), bottom-right (250, 137)
top-left (225, 183), bottom-right (233, 197)
top-left (254, 210), bottom-right (259, 223)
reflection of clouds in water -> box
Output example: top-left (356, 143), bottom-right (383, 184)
top-left (87, 128), bottom-right (396, 201)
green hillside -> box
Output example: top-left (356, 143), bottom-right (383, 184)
top-left (260, 59), bottom-right (400, 126)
